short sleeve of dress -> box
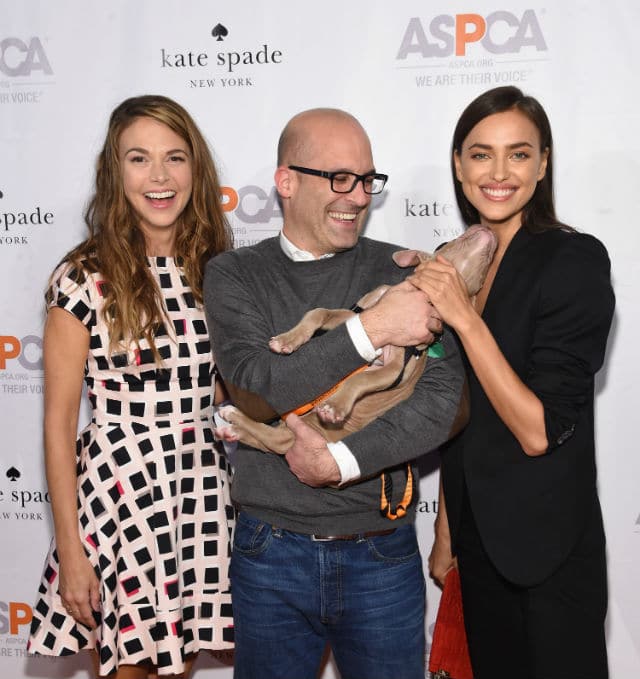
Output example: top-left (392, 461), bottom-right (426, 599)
top-left (46, 261), bottom-right (95, 330)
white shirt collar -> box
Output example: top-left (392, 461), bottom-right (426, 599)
top-left (279, 230), bottom-right (335, 262)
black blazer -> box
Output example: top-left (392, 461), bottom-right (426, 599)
top-left (442, 226), bottom-right (615, 587)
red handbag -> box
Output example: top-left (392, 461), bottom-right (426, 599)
top-left (428, 568), bottom-right (473, 679)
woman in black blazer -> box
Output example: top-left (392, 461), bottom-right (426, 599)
top-left (410, 86), bottom-right (614, 679)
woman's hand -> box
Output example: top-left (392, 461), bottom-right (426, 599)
top-left (408, 255), bottom-right (477, 332)
top-left (428, 532), bottom-right (458, 588)
top-left (429, 476), bottom-right (457, 587)
top-left (58, 551), bottom-right (101, 628)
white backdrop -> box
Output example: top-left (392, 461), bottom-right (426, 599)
top-left (1, 1), bottom-right (639, 677)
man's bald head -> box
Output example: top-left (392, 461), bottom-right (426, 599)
top-left (277, 108), bottom-right (371, 167)
top-left (273, 107), bottom-right (377, 257)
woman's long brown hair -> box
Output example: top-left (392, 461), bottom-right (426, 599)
top-left (61, 94), bottom-right (233, 356)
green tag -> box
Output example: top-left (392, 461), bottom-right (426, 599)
top-left (427, 341), bottom-right (444, 358)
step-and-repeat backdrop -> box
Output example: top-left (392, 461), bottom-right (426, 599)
top-left (2, 1), bottom-right (639, 676)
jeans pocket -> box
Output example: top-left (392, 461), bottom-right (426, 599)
top-left (232, 512), bottom-right (273, 556)
top-left (367, 524), bottom-right (420, 563)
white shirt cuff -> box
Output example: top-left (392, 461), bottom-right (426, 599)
top-left (213, 408), bottom-right (238, 466)
top-left (327, 440), bottom-right (361, 485)
top-left (346, 315), bottom-right (381, 363)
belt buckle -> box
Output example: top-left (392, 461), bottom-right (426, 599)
top-left (311, 534), bottom-right (347, 542)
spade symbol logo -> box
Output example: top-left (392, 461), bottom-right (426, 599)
top-left (212, 24), bottom-right (229, 41)
top-left (6, 467), bottom-right (20, 481)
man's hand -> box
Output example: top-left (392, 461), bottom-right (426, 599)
top-left (284, 413), bottom-right (341, 487)
top-left (360, 281), bottom-right (442, 349)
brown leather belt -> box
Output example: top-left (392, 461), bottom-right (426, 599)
top-left (310, 528), bottom-right (396, 542)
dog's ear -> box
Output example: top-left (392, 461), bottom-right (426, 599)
top-left (392, 249), bottom-right (432, 268)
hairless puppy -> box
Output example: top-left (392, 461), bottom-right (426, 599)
top-left (215, 225), bottom-right (497, 455)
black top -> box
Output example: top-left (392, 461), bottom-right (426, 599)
top-left (442, 227), bottom-right (615, 586)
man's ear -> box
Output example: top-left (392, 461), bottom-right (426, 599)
top-left (274, 165), bottom-right (293, 198)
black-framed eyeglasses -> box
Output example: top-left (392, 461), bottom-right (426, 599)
top-left (288, 165), bottom-right (388, 195)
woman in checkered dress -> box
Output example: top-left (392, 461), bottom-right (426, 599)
top-left (28, 95), bottom-right (235, 678)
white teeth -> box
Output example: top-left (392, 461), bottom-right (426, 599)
top-left (329, 211), bottom-right (357, 221)
top-left (483, 187), bottom-right (514, 197)
top-left (145, 191), bottom-right (176, 199)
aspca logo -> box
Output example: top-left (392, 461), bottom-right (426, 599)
top-left (0, 601), bottom-right (32, 635)
top-left (397, 10), bottom-right (547, 59)
top-left (0, 335), bottom-right (43, 371)
top-left (221, 185), bottom-right (282, 224)
top-left (0, 37), bottom-right (53, 77)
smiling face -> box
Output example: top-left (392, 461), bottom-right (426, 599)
top-left (453, 108), bottom-right (548, 237)
top-left (275, 112), bottom-right (376, 257)
top-left (118, 116), bottom-right (193, 253)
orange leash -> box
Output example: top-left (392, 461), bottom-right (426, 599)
top-left (282, 364), bottom-right (368, 419)
top-left (280, 361), bottom-right (415, 521)
top-left (380, 465), bottom-right (414, 520)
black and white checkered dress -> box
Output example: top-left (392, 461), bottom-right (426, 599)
top-left (28, 256), bottom-right (234, 675)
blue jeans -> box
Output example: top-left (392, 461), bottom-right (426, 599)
top-left (230, 512), bottom-right (426, 679)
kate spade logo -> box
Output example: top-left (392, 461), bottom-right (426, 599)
top-left (6, 467), bottom-right (20, 482)
top-left (212, 24), bottom-right (229, 41)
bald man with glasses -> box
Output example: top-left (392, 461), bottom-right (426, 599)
top-left (204, 108), bottom-right (465, 679)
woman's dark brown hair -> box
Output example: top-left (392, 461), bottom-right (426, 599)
top-left (452, 86), bottom-right (570, 233)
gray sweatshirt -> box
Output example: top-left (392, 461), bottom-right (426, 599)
top-left (204, 236), bottom-right (464, 535)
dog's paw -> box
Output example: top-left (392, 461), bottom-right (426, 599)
top-left (213, 405), bottom-right (240, 442)
top-left (269, 328), bottom-right (314, 354)
top-left (213, 423), bottom-right (240, 442)
top-left (315, 402), bottom-right (346, 424)
top-left (217, 405), bottom-right (239, 422)
top-left (269, 336), bottom-right (295, 354)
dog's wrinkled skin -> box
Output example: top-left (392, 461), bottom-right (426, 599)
top-left (216, 225), bottom-right (497, 455)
